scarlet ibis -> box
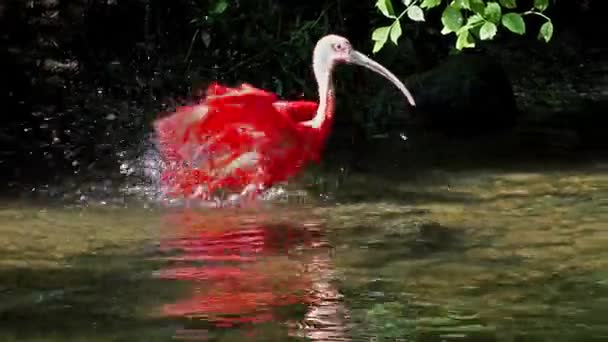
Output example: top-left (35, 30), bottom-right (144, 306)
top-left (154, 34), bottom-right (416, 200)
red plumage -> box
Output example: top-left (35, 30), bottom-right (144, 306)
top-left (154, 83), bottom-right (326, 199)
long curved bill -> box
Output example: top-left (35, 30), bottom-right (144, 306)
top-left (348, 50), bottom-right (416, 107)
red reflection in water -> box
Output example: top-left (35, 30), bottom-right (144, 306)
top-left (154, 209), bottom-right (349, 340)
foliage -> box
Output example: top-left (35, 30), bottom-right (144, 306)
top-left (372, 0), bottom-right (555, 52)
top-left (186, 0), bottom-right (341, 97)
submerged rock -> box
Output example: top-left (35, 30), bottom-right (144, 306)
top-left (404, 52), bottom-right (519, 136)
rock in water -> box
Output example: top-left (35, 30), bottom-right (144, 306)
top-left (404, 52), bottom-right (519, 136)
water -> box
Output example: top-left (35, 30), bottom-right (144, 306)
top-left (1, 159), bottom-right (607, 341)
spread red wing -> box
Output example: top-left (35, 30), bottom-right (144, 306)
top-left (273, 100), bottom-right (318, 122)
top-left (153, 83), bottom-right (314, 199)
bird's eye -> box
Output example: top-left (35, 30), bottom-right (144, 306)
top-left (334, 43), bottom-right (343, 51)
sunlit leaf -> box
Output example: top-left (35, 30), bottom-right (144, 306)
top-left (372, 26), bottom-right (391, 52)
top-left (501, 12), bottom-right (525, 35)
top-left (484, 2), bottom-right (502, 23)
top-left (498, 0), bottom-right (517, 9)
top-left (373, 40), bottom-right (384, 53)
top-left (455, 0), bottom-right (470, 10)
top-left (376, 0), bottom-right (396, 18)
top-left (456, 30), bottom-right (475, 50)
top-left (390, 20), bottom-right (403, 44)
top-left (372, 25), bottom-right (392, 41)
top-left (534, 0), bottom-right (549, 11)
top-left (420, 0), bottom-right (442, 9)
top-left (479, 21), bottom-right (497, 40)
top-left (441, 5), bottom-right (463, 33)
top-left (407, 5), bottom-right (425, 21)
top-left (466, 14), bottom-right (484, 26)
top-left (538, 20), bottom-right (553, 42)
top-left (456, 14), bottom-right (482, 35)
top-left (402, 0), bottom-right (413, 6)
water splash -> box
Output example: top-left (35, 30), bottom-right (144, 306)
top-left (117, 133), bottom-right (310, 207)
top-left (118, 132), bottom-right (166, 202)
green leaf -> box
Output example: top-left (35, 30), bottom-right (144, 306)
top-left (441, 5), bottom-right (464, 33)
top-left (407, 5), bottom-right (425, 21)
top-left (469, 24), bottom-right (483, 39)
top-left (534, 0), bottom-right (549, 11)
top-left (457, 14), bottom-right (483, 35)
top-left (470, 0), bottom-right (486, 13)
top-left (479, 22), bottom-right (497, 40)
top-left (420, 0), bottom-right (442, 9)
top-left (372, 40), bottom-right (385, 53)
top-left (390, 20), bottom-right (403, 44)
top-left (498, 0), bottom-right (517, 9)
top-left (456, 30), bottom-right (476, 50)
top-left (376, 0), bottom-right (396, 18)
top-left (210, 0), bottom-right (228, 14)
top-left (372, 26), bottom-right (391, 53)
top-left (402, 0), bottom-right (413, 6)
top-left (501, 13), bottom-right (525, 35)
top-left (465, 14), bottom-right (484, 26)
top-left (455, 0), bottom-right (470, 9)
top-left (372, 25), bottom-right (392, 41)
top-left (538, 20), bottom-right (553, 42)
top-left (484, 2), bottom-right (502, 23)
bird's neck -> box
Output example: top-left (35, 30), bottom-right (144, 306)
top-left (309, 69), bottom-right (335, 133)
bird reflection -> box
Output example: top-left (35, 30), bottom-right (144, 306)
top-left (154, 208), bottom-right (350, 341)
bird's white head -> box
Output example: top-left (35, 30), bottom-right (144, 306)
top-left (312, 34), bottom-right (416, 107)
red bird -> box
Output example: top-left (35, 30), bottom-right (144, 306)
top-left (154, 34), bottom-right (416, 200)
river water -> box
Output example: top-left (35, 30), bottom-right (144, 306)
top-left (1, 155), bottom-right (607, 341)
